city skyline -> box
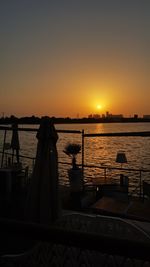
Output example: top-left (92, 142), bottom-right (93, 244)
top-left (1, 110), bottom-right (150, 120)
top-left (0, 1), bottom-right (150, 118)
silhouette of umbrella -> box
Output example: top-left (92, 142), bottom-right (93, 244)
top-left (25, 117), bottom-right (60, 225)
top-left (11, 122), bottom-right (20, 163)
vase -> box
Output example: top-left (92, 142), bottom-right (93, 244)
top-left (68, 168), bottom-right (83, 192)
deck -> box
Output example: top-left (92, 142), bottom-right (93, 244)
top-left (90, 196), bottom-right (150, 222)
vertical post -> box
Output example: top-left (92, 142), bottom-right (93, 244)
top-left (139, 170), bottom-right (142, 199)
top-left (32, 158), bottom-right (35, 170)
top-left (1, 129), bottom-right (7, 168)
top-left (104, 167), bottom-right (107, 182)
top-left (81, 130), bottom-right (84, 188)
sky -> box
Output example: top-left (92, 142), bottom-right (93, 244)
top-left (0, 0), bottom-right (150, 118)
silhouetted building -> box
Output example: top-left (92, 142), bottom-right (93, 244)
top-left (88, 114), bottom-right (101, 119)
top-left (88, 114), bottom-right (93, 119)
top-left (143, 115), bottom-right (150, 119)
top-left (106, 111), bottom-right (110, 118)
top-left (93, 114), bottom-right (101, 119)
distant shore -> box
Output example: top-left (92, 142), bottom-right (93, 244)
top-left (0, 116), bottom-right (150, 125)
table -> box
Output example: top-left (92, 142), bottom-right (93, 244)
top-left (91, 196), bottom-right (130, 215)
top-left (90, 195), bottom-right (150, 222)
top-left (0, 166), bottom-right (22, 200)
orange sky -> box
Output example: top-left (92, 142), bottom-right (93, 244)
top-left (0, 1), bottom-right (150, 118)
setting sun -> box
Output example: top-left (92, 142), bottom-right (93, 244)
top-left (96, 104), bottom-right (102, 110)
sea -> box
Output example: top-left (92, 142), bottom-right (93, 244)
top-left (0, 122), bottom-right (150, 195)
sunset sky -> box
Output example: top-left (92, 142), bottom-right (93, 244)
top-left (0, 0), bottom-right (150, 118)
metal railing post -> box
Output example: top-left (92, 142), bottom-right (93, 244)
top-left (82, 130), bottom-right (84, 187)
top-left (1, 129), bottom-right (7, 168)
top-left (104, 167), bottom-right (107, 182)
top-left (139, 170), bottom-right (142, 199)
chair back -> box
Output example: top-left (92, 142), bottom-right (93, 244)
top-left (143, 181), bottom-right (150, 201)
top-left (24, 166), bottom-right (29, 178)
top-left (120, 174), bottom-right (128, 187)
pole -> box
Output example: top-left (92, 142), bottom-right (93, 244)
top-left (1, 129), bottom-right (7, 167)
top-left (82, 130), bottom-right (84, 188)
top-left (104, 167), bottom-right (107, 182)
top-left (139, 170), bottom-right (142, 199)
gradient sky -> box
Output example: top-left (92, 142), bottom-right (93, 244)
top-left (0, 0), bottom-right (150, 118)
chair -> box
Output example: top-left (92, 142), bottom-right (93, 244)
top-left (0, 170), bottom-right (11, 207)
top-left (143, 181), bottom-right (150, 201)
top-left (97, 176), bottom-right (129, 201)
top-left (0, 240), bottom-right (39, 266)
top-left (14, 166), bottom-right (29, 192)
top-left (120, 174), bottom-right (129, 189)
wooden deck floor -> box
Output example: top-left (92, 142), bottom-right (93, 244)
top-left (90, 196), bottom-right (150, 222)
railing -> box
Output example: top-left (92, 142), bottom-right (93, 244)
top-left (82, 164), bottom-right (150, 198)
top-left (0, 125), bottom-right (150, 198)
top-left (82, 130), bottom-right (150, 198)
top-left (1, 150), bottom-right (150, 200)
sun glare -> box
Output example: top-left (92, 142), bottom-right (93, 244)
top-left (96, 104), bottom-right (102, 110)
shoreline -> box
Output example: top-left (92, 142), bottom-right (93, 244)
top-left (0, 118), bottom-right (150, 125)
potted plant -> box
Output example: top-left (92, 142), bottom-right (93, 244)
top-left (63, 143), bottom-right (83, 194)
top-left (63, 143), bottom-right (81, 169)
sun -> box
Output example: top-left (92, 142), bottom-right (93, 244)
top-left (96, 104), bottom-right (102, 110)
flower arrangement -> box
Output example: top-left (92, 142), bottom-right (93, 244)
top-left (63, 143), bottom-right (81, 169)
